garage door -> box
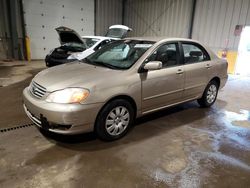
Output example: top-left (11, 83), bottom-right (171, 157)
top-left (23, 0), bottom-right (94, 59)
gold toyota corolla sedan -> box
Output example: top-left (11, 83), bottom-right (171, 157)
top-left (23, 37), bottom-right (228, 140)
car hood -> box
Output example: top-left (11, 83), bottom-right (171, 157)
top-left (56, 26), bottom-right (85, 45)
top-left (33, 62), bottom-right (122, 92)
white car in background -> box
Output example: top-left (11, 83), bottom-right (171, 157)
top-left (45, 25), bottom-right (132, 67)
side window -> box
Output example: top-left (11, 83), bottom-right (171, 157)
top-left (182, 43), bottom-right (210, 64)
top-left (148, 43), bottom-right (178, 68)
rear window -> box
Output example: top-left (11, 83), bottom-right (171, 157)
top-left (106, 28), bottom-right (128, 38)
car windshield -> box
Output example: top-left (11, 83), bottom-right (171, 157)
top-left (82, 37), bottom-right (100, 48)
top-left (84, 40), bottom-right (155, 70)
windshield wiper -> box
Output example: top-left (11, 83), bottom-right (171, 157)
top-left (83, 58), bottom-right (119, 69)
top-left (94, 61), bottom-right (119, 69)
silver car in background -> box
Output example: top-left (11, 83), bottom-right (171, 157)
top-left (23, 37), bottom-right (228, 141)
top-left (45, 25), bottom-right (132, 67)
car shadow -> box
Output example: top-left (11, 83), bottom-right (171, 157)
top-left (39, 99), bottom-right (227, 151)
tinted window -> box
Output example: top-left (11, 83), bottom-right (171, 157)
top-left (182, 43), bottom-right (209, 64)
top-left (148, 43), bottom-right (178, 68)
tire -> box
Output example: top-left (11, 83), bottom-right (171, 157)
top-left (197, 80), bottom-right (219, 108)
top-left (95, 99), bottom-right (135, 141)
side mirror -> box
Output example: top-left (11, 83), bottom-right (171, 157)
top-left (144, 61), bottom-right (162, 71)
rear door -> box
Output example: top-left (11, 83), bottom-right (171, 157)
top-left (181, 42), bottom-right (211, 100)
top-left (141, 42), bottom-right (185, 113)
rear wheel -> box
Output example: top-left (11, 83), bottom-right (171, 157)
top-left (95, 99), bottom-right (135, 141)
top-left (197, 80), bottom-right (219, 107)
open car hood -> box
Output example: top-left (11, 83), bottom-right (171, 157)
top-left (56, 26), bottom-right (85, 45)
top-left (105, 25), bottom-right (132, 39)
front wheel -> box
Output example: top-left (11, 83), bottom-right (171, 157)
top-left (95, 99), bottom-right (135, 141)
top-left (197, 80), bottom-right (219, 107)
top-left (45, 61), bottom-right (51, 67)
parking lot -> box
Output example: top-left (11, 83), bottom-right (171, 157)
top-left (0, 61), bottom-right (249, 187)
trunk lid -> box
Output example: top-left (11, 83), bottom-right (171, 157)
top-left (105, 25), bottom-right (132, 39)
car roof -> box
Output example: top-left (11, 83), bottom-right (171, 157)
top-left (125, 37), bottom-right (200, 43)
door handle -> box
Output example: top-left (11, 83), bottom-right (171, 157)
top-left (205, 64), bottom-right (211, 69)
top-left (176, 69), bottom-right (184, 74)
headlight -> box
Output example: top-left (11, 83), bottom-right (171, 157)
top-left (46, 88), bottom-right (89, 104)
top-left (67, 54), bottom-right (75, 60)
top-left (67, 53), bottom-right (82, 60)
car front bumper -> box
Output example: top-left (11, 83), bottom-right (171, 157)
top-left (23, 87), bottom-right (103, 134)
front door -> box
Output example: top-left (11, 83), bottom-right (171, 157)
top-left (141, 42), bottom-right (184, 113)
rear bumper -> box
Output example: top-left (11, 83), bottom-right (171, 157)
top-left (45, 55), bottom-right (76, 67)
top-left (220, 75), bottom-right (228, 89)
top-left (23, 87), bottom-right (103, 135)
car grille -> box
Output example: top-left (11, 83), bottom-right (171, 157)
top-left (30, 81), bottom-right (47, 99)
